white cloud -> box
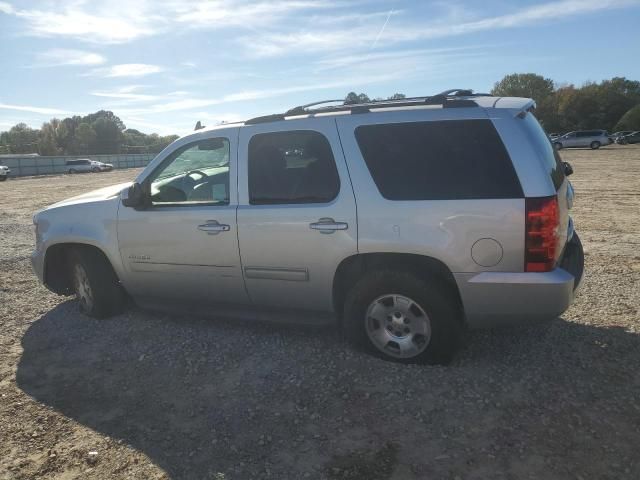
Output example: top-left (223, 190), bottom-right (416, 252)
top-left (91, 91), bottom-right (158, 102)
top-left (0, 0), bottom-right (635, 50)
top-left (0, 2), bottom-right (14, 14)
top-left (116, 73), bottom-right (409, 116)
top-left (0, 103), bottom-right (70, 115)
top-left (237, 0), bottom-right (638, 57)
top-left (36, 49), bottom-right (106, 67)
top-left (89, 64), bottom-right (164, 78)
top-left (0, 1), bottom-right (161, 44)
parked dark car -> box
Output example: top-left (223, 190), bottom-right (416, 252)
top-left (617, 131), bottom-right (640, 144)
top-left (611, 131), bottom-right (635, 142)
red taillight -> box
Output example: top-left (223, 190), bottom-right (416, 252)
top-left (525, 195), bottom-right (560, 272)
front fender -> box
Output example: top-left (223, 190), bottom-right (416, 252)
top-left (36, 197), bottom-right (125, 283)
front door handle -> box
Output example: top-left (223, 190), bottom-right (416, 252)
top-left (198, 220), bottom-right (230, 235)
top-left (309, 218), bottom-right (348, 234)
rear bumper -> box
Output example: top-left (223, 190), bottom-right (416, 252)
top-left (455, 233), bottom-right (584, 329)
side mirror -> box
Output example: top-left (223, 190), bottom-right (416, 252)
top-left (563, 161), bottom-right (573, 176)
top-left (122, 182), bottom-right (147, 208)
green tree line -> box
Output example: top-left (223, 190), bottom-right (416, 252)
top-left (346, 75), bottom-right (640, 133)
top-left (0, 110), bottom-right (178, 156)
top-left (2, 75), bottom-right (639, 156)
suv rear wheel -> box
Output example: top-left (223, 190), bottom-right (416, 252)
top-left (343, 270), bottom-right (462, 365)
top-left (554, 142), bottom-right (563, 150)
top-left (590, 141), bottom-right (601, 149)
top-left (69, 248), bottom-right (125, 318)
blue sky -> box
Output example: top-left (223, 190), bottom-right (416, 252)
top-left (1, 0), bottom-right (639, 136)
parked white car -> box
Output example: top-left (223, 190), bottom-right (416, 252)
top-left (66, 159), bottom-right (114, 173)
top-left (0, 165), bottom-right (10, 181)
top-left (552, 130), bottom-right (610, 150)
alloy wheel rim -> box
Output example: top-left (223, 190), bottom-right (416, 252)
top-left (365, 294), bottom-right (431, 359)
top-left (73, 264), bottom-right (94, 313)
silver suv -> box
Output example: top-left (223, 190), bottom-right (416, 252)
top-left (552, 130), bottom-right (610, 150)
top-left (31, 92), bottom-right (584, 364)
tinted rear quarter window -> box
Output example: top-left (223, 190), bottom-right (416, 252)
top-left (522, 114), bottom-right (565, 190)
top-left (354, 120), bottom-right (523, 201)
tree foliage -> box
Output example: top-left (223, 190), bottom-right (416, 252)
top-left (614, 104), bottom-right (640, 131)
top-left (1, 78), bottom-right (639, 155)
top-left (492, 74), bottom-right (640, 132)
top-left (0, 110), bottom-right (177, 155)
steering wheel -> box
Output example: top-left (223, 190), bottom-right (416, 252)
top-left (185, 169), bottom-right (209, 182)
top-left (181, 169), bottom-right (209, 188)
top-left (181, 170), bottom-right (210, 201)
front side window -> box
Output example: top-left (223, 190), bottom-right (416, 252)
top-left (150, 138), bottom-right (230, 205)
top-left (248, 130), bottom-right (340, 205)
top-left (355, 120), bottom-right (523, 201)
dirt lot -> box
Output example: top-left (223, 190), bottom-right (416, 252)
top-left (1, 146), bottom-right (639, 480)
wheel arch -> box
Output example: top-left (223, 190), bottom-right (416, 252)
top-left (43, 242), bottom-right (121, 295)
top-left (332, 253), bottom-right (464, 319)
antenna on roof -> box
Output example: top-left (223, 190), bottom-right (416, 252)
top-left (194, 121), bottom-right (205, 131)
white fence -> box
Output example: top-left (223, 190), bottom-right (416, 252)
top-left (0, 154), bottom-right (156, 177)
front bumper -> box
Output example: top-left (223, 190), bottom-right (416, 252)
top-left (455, 233), bottom-right (585, 329)
top-left (31, 248), bottom-right (45, 284)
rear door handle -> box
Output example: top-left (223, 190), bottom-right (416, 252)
top-left (309, 218), bottom-right (348, 234)
top-left (197, 220), bottom-right (230, 235)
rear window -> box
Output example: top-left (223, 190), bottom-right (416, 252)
top-left (354, 120), bottom-right (523, 201)
top-left (522, 114), bottom-right (565, 190)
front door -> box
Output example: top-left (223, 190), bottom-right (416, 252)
top-left (236, 119), bottom-right (358, 312)
top-left (117, 131), bottom-right (247, 305)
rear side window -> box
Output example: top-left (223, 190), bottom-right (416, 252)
top-left (354, 120), bottom-right (523, 200)
top-left (522, 114), bottom-right (565, 190)
top-left (248, 130), bottom-right (340, 205)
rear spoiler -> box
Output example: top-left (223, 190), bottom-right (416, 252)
top-left (492, 97), bottom-right (537, 118)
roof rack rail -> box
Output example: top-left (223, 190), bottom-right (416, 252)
top-left (244, 89), bottom-right (485, 124)
top-left (285, 99), bottom-right (344, 116)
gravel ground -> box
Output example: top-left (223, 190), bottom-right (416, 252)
top-left (1, 146), bottom-right (639, 480)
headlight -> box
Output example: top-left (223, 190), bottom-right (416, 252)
top-left (33, 213), bottom-right (43, 247)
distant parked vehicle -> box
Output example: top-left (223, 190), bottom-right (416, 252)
top-left (553, 130), bottom-right (610, 150)
top-left (617, 131), bottom-right (640, 144)
top-left (0, 165), bottom-right (10, 181)
top-left (66, 159), bottom-right (114, 174)
top-left (611, 131), bottom-right (635, 142)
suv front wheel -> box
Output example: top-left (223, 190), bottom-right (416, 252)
top-left (69, 248), bottom-right (125, 318)
top-left (343, 270), bottom-right (462, 365)
top-left (553, 142), bottom-right (563, 150)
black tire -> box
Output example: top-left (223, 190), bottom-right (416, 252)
top-left (590, 141), bottom-right (600, 149)
top-left (69, 168), bottom-right (77, 174)
top-left (554, 142), bottom-right (563, 150)
top-left (343, 270), bottom-right (462, 365)
top-left (0, 176), bottom-right (7, 182)
top-left (69, 248), bottom-right (125, 318)
top-left (92, 167), bottom-right (100, 173)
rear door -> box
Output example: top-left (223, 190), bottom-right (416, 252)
top-left (236, 118), bottom-right (357, 311)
